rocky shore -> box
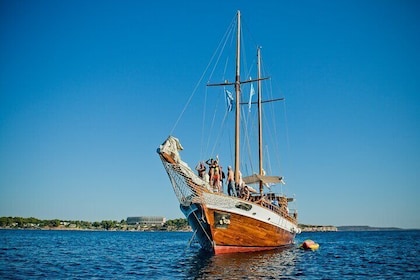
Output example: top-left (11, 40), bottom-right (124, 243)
top-left (299, 224), bottom-right (338, 232)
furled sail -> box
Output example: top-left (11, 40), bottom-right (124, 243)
top-left (242, 174), bottom-right (285, 185)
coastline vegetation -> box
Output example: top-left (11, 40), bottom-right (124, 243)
top-left (0, 216), bottom-right (190, 231)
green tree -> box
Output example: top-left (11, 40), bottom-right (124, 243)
top-left (101, 220), bottom-right (117, 230)
top-left (164, 218), bottom-right (188, 229)
top-left (0, 217), bottom-right (13, 227)
top-left (15, 217), bottom-right (24, 227)
top-left (48, 219), bottom-right (60, 227)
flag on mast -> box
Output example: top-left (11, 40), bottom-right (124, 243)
top-left (248, 83), bottom-right (255, 112)
top-left (225, 89), bottom-right (234, 112)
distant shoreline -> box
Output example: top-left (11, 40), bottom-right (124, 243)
top-left (1, 217), bottom-right (414, 232)
top-left (1, 227), bottom-right (416, 233)
top-left (336, 225), bottom-right (408, 231)
top-left (0, 227), bottom-right (192, 232)
top-left (0, 217), bottom-right (191, 232)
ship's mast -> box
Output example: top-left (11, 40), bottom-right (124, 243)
top-left (234, 10), bottom-right (241, 185)
top-left (257, 47), bottom-right (264, 194)
top-left (206, 11), bottom-right (283, 194)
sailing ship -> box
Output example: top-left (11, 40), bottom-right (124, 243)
top-left (157, 11), bottom-right (300, 254)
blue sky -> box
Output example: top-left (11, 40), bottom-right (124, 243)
top-left (1, 0), bottom-right (419, 228)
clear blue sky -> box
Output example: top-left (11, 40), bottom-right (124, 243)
top-left (1, 0), bottom-right (419, 228)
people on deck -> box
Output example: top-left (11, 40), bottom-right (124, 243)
top-left (204, 157), bottom-right (229, 193)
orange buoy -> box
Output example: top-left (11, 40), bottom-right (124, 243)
top-left (300, 239), bottom-right (320, 251)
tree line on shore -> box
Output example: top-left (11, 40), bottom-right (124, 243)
top-left (0, 216), bottom-right (189, 231)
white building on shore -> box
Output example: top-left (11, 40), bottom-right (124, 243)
top-left (126, 216), bottom-right (166, 226)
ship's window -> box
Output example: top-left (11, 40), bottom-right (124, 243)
top-left (235, 202), bottom-right (252, 211)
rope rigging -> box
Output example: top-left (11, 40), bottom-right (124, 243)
top-left (169, 14), bottom-right (237, 137)
top-left (168, 13), bottom-right (291, 193)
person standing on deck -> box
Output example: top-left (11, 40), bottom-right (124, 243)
top-left (236, 170), bottom-right (244, 198)
top-left (195, 161), bottom-right (206, 179)
top-left (206, 158), bottom-right (215, 187)
top-left (213, 160), bottom-right (220, 192)
top-left (227, 166), bottom-right (237, 196)
top-left (220, 166), bottom-right (225, 193)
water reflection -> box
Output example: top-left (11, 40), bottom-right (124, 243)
top-left (183, 245), bottom-right (302, 279)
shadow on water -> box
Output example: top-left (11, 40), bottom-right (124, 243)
top-left (181, 245), bottom-right (303, 279)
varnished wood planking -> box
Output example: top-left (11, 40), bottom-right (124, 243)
top-left (206, 208), bottom-right (294, 247)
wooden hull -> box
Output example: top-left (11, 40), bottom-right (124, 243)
top-left (208, 208), bottom-right (295, 253)
top-left (180, 199), bottom-right (296, 254)
top-left (214, 245), bottom-right (285, 254)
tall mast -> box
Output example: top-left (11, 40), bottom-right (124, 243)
top-left (234, 10), bottom-right (241, 184)
top-left (257, 47), bottom-right (264, 194)
top-left (206, 11), bottom-right (277, 188)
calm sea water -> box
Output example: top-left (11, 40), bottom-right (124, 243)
top-left (1, 229), bottom-right (419, 279)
